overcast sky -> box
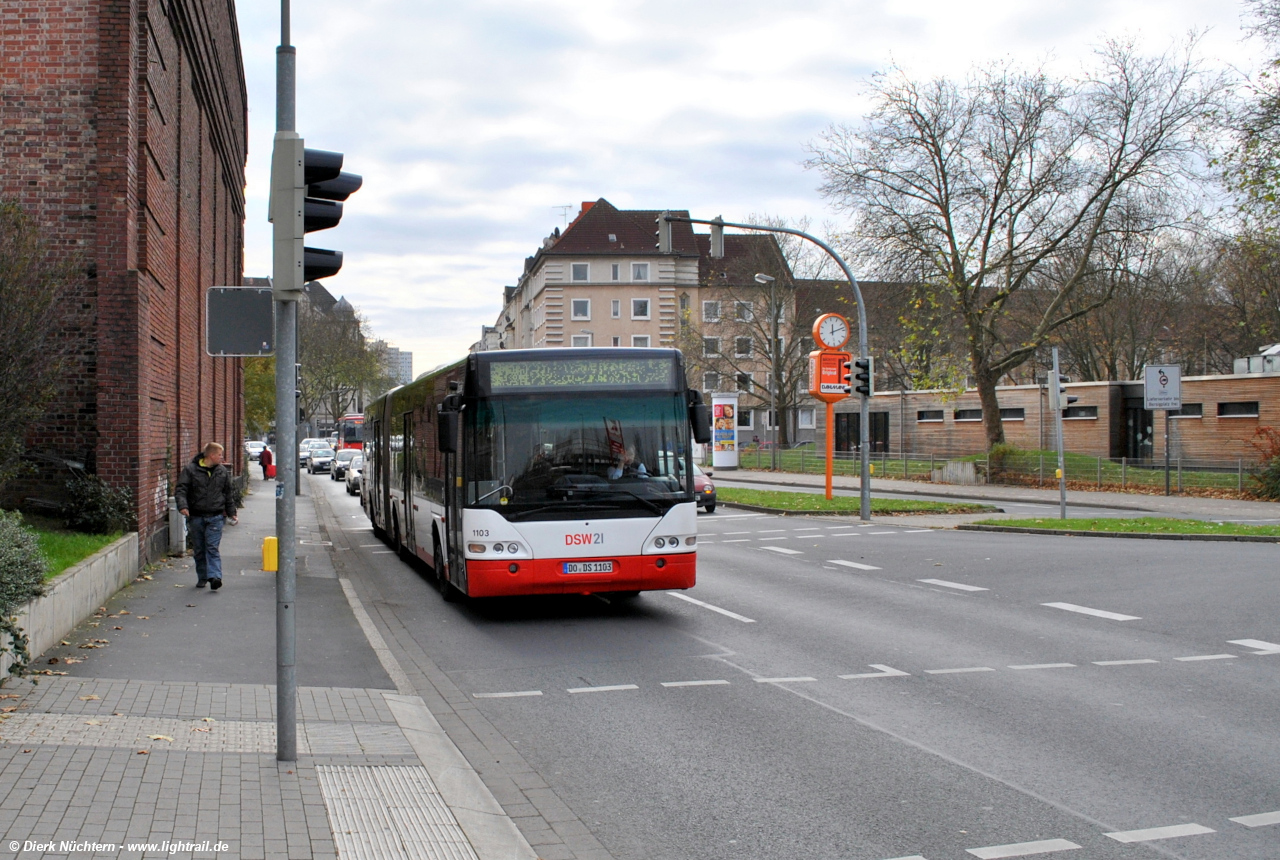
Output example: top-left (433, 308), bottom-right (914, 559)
top-left (235, 0), bottom-right (1260, 376)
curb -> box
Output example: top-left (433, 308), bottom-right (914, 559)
top-left (957, 524), bottom-right (1280, 543)
top-left (721, 501), bottom-right (1002, 517)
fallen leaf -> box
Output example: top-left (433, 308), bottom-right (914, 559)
top-left (147, 734), bottom-right (174, 742)
top-left (93, 639), bottom-right (109, 644)
top-left (0, 694), bottom-right (20, 699)
top-left (173, 584), bottom-right (185, 588)
top-left (98, 607), bottom-right (107, 613)
top-left (59, 640), bottom-right (70, 646)
top-left (191, 727), bottom-right (210, 733)
top-left (201, 717), bottom-right (216, 722)
top-left (38, 670), bottom-right (68, 676)
top-left (87, 622), bottom-right (100, 627)
top-left (78, 644), bottom-right (101, 649)
top-left (185, 604), bottom-right (196, 608)
top-left (137, 616), bottom-right (149, 620)
top-left (79, 695), bottom-right (100, 701)
top-left (118, 610), bottom-right (130, 615)
top-left (63, 657), bottom-right (83, 664)
top-left (48, 658), bottom-right (59, 664)
top-left (137, 750), bottom-right (149, 755)
top-left (113, 626), bottom-right (123, 630)
top-left (21, 749), bottom-right (31, 753)
top-left (1, 707), bottom-right (17, 713)
top-left (85, 719), bottom-right (101, 726)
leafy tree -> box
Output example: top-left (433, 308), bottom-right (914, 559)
top-left (243, 356), bottom-right (276, 439)
top-left (808, 40), bottom-right (1225, 448)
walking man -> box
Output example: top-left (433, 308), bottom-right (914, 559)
top-left (260, 444), bottom-right (274, 481)
top-left (175, 442), bottom-right (238, 590)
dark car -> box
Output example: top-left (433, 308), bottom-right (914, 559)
top-left (330, 448), bottom-right (359, 480)
top-left (693, 463), bottom-right (716, 513)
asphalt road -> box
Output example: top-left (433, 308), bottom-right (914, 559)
top-left (316, 472), bottom-right (1280, 860)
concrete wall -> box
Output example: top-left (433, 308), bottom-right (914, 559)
top-left (1, 533), bottom-right (139, 678)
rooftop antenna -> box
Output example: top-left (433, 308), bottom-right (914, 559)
top-left (552, 205), bottom-right (572, 227)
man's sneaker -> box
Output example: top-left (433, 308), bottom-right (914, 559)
top-left (196, 580), bottom-right (208, 589)
top-left (210, 579), bottom-right (222, 591)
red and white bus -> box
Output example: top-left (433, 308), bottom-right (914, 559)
top-left (334, 413), bottom-right (364, 451)
top-left (363, 348), bottom-right (711, 599)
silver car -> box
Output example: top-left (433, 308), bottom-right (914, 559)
top-left (307, 445), bottom-right (336, 473)
top-left (345, 454), bottom-right (363, 495)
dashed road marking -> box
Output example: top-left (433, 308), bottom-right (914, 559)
top-left (924, 666), bottom-right (995, 675)
top-left (918, 578), bottom-right (987, 591)
top-left (829, 533), bottom-right (862, 537)
top-left (1008, 663), bottom-right (1076, 671)
top-left (1104, 823), bottom-right (1214, 843)
top-left (567, 684), bottom-right (639, 694)
top-left (757, 529), bottom-right (787, 533)
top-left (1231, 810), bottom-right (1280, 827)
top-left (839, 664), bottom-right (909, 680)
top-left (722, 539), bottom-right (751, 543)
top-left (829, 560), bottom-right (881, 571)
top-left (666, 591), bottom-right (756, 623)
top-left (755, 676), bottom-right (817, 683)
top-left (758, 536), bottom-right (790, 541)
top-left (1042, 602), bottom-right (1140, 621)
top-left (1175, 654), bottom-right (1236, 661)
top-left (762, 546), bottom-right (803, 555)
top-left (1228, 638), bottom-right (1280, 654)
top-left (967, 838), bottom-right (1081, 858)
top-left (473, 691), bottom-right (542, 698)
top-left (1093, 659), bottom-right (1158, 666)
top-left (868, 531), bottom-right (898, 535)
top-left (661, 680), bottom-right (730, 688)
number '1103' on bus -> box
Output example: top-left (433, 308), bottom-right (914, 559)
top-left (362, 348), bottom-right (712, 599)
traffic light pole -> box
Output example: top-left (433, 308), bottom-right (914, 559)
top-left (272, 0), bottom-right (298, 763)
top-left (663, 214), bottom-right (872, 521)
top-left (1051, 347), bottom-right (1067, 520)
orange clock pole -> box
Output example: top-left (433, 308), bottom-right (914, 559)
top-left (825, 401), bottom-right (835, 500)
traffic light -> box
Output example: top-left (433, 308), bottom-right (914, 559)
top-left (302, 148), bottom-right (362, 281)
top-left (1057, 375), bottom-right (1077, 410)
top-left (854, 357), bottom-right (873, 397)
top-left (656, 210), bottom-right (673, 253)
top-left (840, 358), bottom-right (854, 394)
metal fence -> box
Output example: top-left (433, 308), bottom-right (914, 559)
top-left (726, 447), bottom-right (1260, 493)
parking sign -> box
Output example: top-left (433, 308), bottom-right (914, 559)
top-left (1143, 365), bottom-right (1181, 410)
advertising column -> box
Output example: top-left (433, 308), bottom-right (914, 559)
top-left (711, 393), bottom-right (739, 470)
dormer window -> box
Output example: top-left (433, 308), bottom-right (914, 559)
top-left (608, 233), bottom-right (617, 242)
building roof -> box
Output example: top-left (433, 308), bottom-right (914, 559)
top-left (542, 198), bottom-right (701, 257)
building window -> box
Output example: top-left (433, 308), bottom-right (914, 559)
top-left (735, 301), bottom-right (754, 322)
top-left (632, 298), bottom-right (650, 320)
top-left (798, 408), bottom-right (816, 429)
top-left (571, 263), bottom-right (589, 282)
top-left (611, 263), bottom-right (620, 281)
top-left (571, 299), bottom-right (590, 320)
top-left (1218, 401), bottom-right (1260, 418)
top-left (1170, 403), bottom-right (1202, 418)
top-left (611, 336), bottom-right (621, 347)
top-left (611, 299), bottom-right (620, 318)
top-left (703, 337), bottom-right (720, 356)
top-left (703, 300), bottom-right (721, 322)
top-left (632, 262), bottom-right (649, 281)
top-left (570, 334), bottom-right (592, 347)
top-left (1062, 405), bottom-right (1098, 419)
top-left (954, 408), bottom-right (983, 422)
top-left (737, 409), bottom-right (753, 429)
top-left (736, 372), bottom-right (753, 392)
top-left (917, 410), bottom-right (944, 422)
top-left (735, 337), bottom-right (753, 357)
top-left (999, 407), bottom-right (1025, 421)
top-left (632, 335), bottom-right (650, 348)
top-left (703, 372), bottom-right (720, 391)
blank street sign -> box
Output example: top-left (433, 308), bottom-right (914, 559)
top-left (206, 287), bottom-right (274, 356)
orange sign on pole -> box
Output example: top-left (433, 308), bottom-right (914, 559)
top-left (808, 313), bottom-right (852, 500)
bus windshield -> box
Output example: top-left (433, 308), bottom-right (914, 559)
top-left (465, 392), bottom-right (692, 518)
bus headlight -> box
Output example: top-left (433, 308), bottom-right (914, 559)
top-left (468, 544), bottom-right (486, 553)
top-left (654, 537), bottom-right (666, 548)
top-left (493, 543), bottom-right (504, 553)
top-left (508, 543), bottom-right (519, 554)
top-left (685, 536), bottom-right (697, 546)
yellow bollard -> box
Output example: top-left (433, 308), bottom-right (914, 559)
top-left (262, 535), bottom-right (278, 572)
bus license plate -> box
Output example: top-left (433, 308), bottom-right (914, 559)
top-left (563, 561), bottom-right (613, 574)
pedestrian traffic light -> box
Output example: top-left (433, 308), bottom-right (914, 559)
top-left (656, 210), bottom-right (673, 253)
top-left (302, 148), bottom-right (362, 281)
top-left (1057, 375), bottom-right (1077, 410)
top-left (840, 358), bottom-right (854, 394)
top-left (854, 357), bottom-right (873, 396)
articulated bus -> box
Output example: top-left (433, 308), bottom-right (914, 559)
top-left (334, 413), bottom-right (364, 450)
top-left (363, 348), bottom-right (711, 599)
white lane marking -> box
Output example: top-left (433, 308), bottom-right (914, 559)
top-left (1093, 659), bottom-right (1159, 666)
top-left (757, 529), bottom-right (787, 533)
top-left (967, 838), bottom-right (1081, 858)
top-left (722, 539), bottom-right (751, 543)
top-left (1042, 602), bottom-right (1140, 621)
top-left (829, 560), bottom-right (881, 571)
top-left (1105, 823), bottom-right (1214, 843)
top-left (723, 531), bottom-right (753, 535)
top-left (868, 531), bottom-right (898, 535)
top-left (829, 533), bottom-right (862, 537)
top-left (371, 550), bottom-right (394, 554)
top-left (1174, 654), bottom-right (1236, 661)
top-left (661, 680), bottom-right (730, 688)
top-left (755, 676), bottom-right (818, 683)
top-left (710, 514), bottom-right (765, 519)
top-left (924, 667), bottom-right (995, 675)
top-left (1231, 810), bottom-right (1280, 827)
top-left (903, 529), bottom-right (934, 533)
top-left (918, 578), bottom-right (988, 592)
top-left (758, 537), bottom-right (790, 541)
top-left (473, 691), bottom-right (542, 698)
top-left (1008, 663), bottom-right (1076, 670)
top-left (567, 684), bottom-right (639, 694)
top-left (762, 546), bottom-right (803, 555)
top-left (1228, 638), bottom-right (1280, 654)
top-left (882, 856), bottom-right (927, 860)
top-left (793, 527), bottom-right (821, 531)
top-left (839, 664), bottom-right (910, 680)
top-left (858, 524), bottom-right (875, 527)
top-left (358, 544), bottom-right (383, 548)
top-left (666, 591), bottom-right (756, 623)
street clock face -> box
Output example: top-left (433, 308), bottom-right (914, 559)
top-left (813, 313), bottom-right (850, 350)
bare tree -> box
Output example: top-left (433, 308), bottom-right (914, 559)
top-left (297, 300), bottom-right (393, 434)
top-left (808, 40), bottom-right (1225, 448)
top-left (0, 201), bottom-right (77, 489)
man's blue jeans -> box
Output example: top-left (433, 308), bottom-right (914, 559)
top-left (189, 514), bottom-right (225, 582)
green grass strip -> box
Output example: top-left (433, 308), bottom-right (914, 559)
top-left (972, 517), bottom-right (1280, 536)
top-left (34, 529), bottom-right (123, 579)
top-left (718, 487), bottom-right (996, 515)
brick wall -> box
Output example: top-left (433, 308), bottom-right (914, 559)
top-left (2, 0), bottom-right (247, 561)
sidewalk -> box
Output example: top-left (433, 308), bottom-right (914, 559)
top-left (716, 468), bottom-right (1280, 522)
top-left (0, 471), bottom-right (537, 860)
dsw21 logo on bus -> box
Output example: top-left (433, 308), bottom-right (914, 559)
top-left (565, 533), bottom-right (605, 546)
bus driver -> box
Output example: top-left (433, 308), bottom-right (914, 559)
top-left (608, 446), bottom-right (648, 480)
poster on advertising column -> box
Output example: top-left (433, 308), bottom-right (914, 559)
top-left (711, 392), bottom-right (739, 469)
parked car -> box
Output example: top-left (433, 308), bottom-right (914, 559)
top-left (330, 448), bottom-right (359, 480)
top-left (693, 463), bottom-right (716, 513)
top-left (298, 438), bottom-right (325, 467)
top-left (345, 454), bottom-right (363, 495)
top-left (307, 445), bottom-right (336, 474)
top-left (245, 440), bottom-right (266, 461)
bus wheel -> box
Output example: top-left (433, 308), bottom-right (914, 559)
top-left (435, 541), bottom-right (457, 603)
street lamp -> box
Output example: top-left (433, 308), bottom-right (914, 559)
top-left (754, 273), bottom-right (778, 471)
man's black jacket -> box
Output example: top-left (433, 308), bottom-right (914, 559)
top-left (174, 454), bottom-right (236, 517)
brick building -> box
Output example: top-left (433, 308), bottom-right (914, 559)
top-left (1, 0), bottom-right (248, 560)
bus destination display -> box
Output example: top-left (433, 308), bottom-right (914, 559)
top-left (488, 357), bottom-right (675, 392)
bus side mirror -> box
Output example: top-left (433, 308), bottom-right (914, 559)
top-left (687, 390), bottom-right (711, 445)
top-left (437, 408), bottom-right (459, 454)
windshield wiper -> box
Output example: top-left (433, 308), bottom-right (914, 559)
top-left (504, 501), bottom-right (624, 521)
top-left (585, 488), bottom-right (666, 515)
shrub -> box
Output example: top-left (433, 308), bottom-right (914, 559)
top-left (0, 510), bottom-right (48, 678)
top-left (1251, 427), bottom-right (1280, 501)
top-left (987, 442), bottom-right (1022, 478)
top-left (60, 475), bottom-right (136, 535)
